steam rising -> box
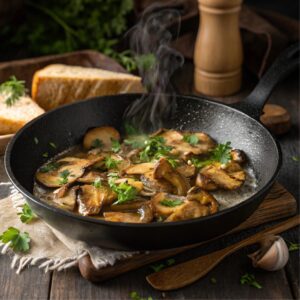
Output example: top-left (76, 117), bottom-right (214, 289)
top-left (123, 5), bottom-right (184, 132)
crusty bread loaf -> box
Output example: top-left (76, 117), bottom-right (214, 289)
top-left (32, 64), bottom-right (145, 110)
top-left (0, 95), bottom-right (44, 135)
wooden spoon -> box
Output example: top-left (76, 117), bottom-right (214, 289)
top-left (146, 215), bottom-right (300, 291)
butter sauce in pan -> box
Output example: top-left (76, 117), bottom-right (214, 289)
top-left (33, 126), bottom-right (257, 223)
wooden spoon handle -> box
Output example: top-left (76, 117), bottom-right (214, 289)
top-left (146, 215), bottom-right (300, 291)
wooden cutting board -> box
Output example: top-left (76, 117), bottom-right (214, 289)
top-left (78, 182), bottom-right (297, 282)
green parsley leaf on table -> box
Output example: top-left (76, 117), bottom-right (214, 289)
top-left (0, 227), bottom-right (31, 252)
top-left (42, 152), bottom-right (49, 158)
top-left (160, 199), bottom-right (184, 207)
top-left (0, 76), bottom-right (27, 106)
top-left (18, 203), bottom-right (37, 224)
top-left (34, 137), bottom-right (39, 145)
top-left (111, 139), bottom-right (121, 153)
top-left (292, 156), bottom-right (299, 162)
top-left (129, 291), bottom-right (153, 300)
top-left (58, 169), bottom-right (70, 185)
top-left (49, 142), bottom-right (57, 149)
top-left (240, 273), bottom-right (262, 289)
top-left (287, 241), bottom-right (300, 252)
top-left (183, 134), bottom-right (199, 146)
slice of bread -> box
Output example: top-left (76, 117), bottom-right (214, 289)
top-left (0, 95), bottom-right (44, 135)
top-left (32, 64), bottom-right (145, 110)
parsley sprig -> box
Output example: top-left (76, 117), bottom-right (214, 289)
top-left (240, 273), bottom-right (262, 289)
top-left (18, 203), bottom-right (37, 224)
top-left (191, 142), bottom-right (232, 168)
top-left (160, 199), bottom-right (184, 207)
top-left (0, 227), bottom-right (31, 252)
top-left (0, 76), bottom-right (27, 106)
top-left (183, 134), bottom-right (199, 146)
top-left (111, 139), bottom-right (121, 153)
top-left (40, 162), bottom-right (60, 173)
top-left (105, 156), bottom-right (121, 169)
top-left (58, 169), bottom-right (70, 185)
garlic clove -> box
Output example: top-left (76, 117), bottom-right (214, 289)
top-left (249, 235), bottom-right (289, 271)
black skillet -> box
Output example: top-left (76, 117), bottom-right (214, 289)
top-left (5, 44), bottom-right (299, 250)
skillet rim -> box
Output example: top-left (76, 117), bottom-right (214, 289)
top-left (4, 93), bottom-right (282, 228)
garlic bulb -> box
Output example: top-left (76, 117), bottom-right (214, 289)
top-left (248, 235), bottom-right (289, 271)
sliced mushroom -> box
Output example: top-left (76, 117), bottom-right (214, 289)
top-left (125, 162), bottom-right (155, 175)
top-left (77, 171), bottom-right (104, 183)
top-left (221, 162), bottom-right (246, 182)
top-left (141, 171), bottom-right (174, 193)
top-left (187, 186), bottom-right (219, 214)
top-left (195, 173), bottom-right (218, 191)
top-left (103, 204), bottom-right (153, 223)
top-left (165, 201), bottom-right (210, 222)
top-left (158, 129), bottom-right (215, 157)
top-left (104, 199), bottom-right (149, 212)
top-left (77, 184), bottom-right (117, 216)
top-left (36, 157), bottom-right (103, 188)
top-left (200, 165), bottom-right (244, 190)
top-left (176, 163), bottom-right (196, 177)
top-left (151, 192), bottom-right (186, 218)
top-left (105, 154), bottom-right (131, 172)
top-left (83, 126), bottom-right (120, 151)
top-left (53, 186), bottom-right (78, 211)
top-left (231, 149), bottom-right (247, 164)
top-left (154, 158), bottom-right (190, 196)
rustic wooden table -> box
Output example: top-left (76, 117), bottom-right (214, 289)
top-left (0, 64), bottom-right (298, 300)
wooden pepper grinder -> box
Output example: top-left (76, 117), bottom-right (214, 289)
top-left (194, 0), bottom-right (243, 96)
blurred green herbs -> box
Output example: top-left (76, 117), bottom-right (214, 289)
top-left (0, 0), bottom-right (137, 71)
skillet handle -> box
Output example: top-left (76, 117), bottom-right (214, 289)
top-left (232, 43), bottom-right (299, 120)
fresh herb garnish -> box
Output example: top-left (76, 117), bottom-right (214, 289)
top-left (34, 137), bottom-right (39, 145)
top-left (108, 177), bottom-right (137, 205)
top-left (287, 241), bottom-right (300, 252)
top-left (111, 139), bottom-right (121, 153)
top-left (58, 169), bottom-right (70, 185)
top-left (183, 134), bottom-right (199, 146)
top-left (211, 142), bottom-right (232, 164)
top-left (18, 203), bottom-right (37, 224)
top-left (210, 277), bottom-right (217, 284)
top-left (42, 152), bottom-right (49, 158)
top-left (124, 135), bottom-right (148, 149)
top-left (160, 199), bottom-right (184, 207)
top-left (135, 53), bottom-right (156, 71)
top-left (139, 136), bottom-right (172, 162)
top-left (150, 258), bottom-right (176, 272)
top-left (40, 162), bottom-right (60, 173)
top-left (49, 142), bottom-right (57, 149)
top-left (105, 156), bottom-right (120, 169)
top-left (240, 273), bottom-right (262, 289)
top-left (0, 76), bottom-right (27, 106)
top-left (129, 291), bottom-right (153, 300)
top-left (92, 177), bottom-right (102, 188)
top-left (292, 156), bottom-right (299, 162)
top-left (0, 227), bottom-right (31, 252)
top-left (91, 138), bottom-right (103, 149)
top-left (191, 142), bottom-right (232, 169)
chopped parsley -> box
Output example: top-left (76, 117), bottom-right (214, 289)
top-left (129, 291), bottom-right (153, 300)
top-left (0, 76), bottom-right (27, 106)
top-left (92, 177), bottom-right (102, 188)
top-left (42, 152), bottom-right (49, 158)
top-left (292, 156), bottom-right (299, 162)
top-left (49, 142), bottom-right (57, 149)
top-left (240, 273), bottom-right (262, 289)
top-left (183, 134), bottom-right (199, 146)
top-left (287, 241), bottom-right (300, 252)
top-left (191, 142), bottom-right (232, 168)
top-left (40, 162), bottom-right (60, 173)
top-left (210, 277), bottom-right (217, 284)
top-left (160, 199), bottom-right (184, 207)
top-left (105, 156), bottom-right (120, 169)
top-left (111, 139), bottom-right (121, 153)
top-left (108, 176), bottom-right (137, 205)
top-left (139, 136), bottom-right (172, 162)
top-left (18, 203), bottom-right (37, 224)
top-left (34, 137), bottom-right (39, 145)
top-left (0, 227), bottom-right (31, 252)
top-left (58, 169), bottom-right (70, 185)
top-left (91, 138), bottom-right (103, 149)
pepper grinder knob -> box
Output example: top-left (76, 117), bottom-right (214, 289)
top-left (194, 0), bottom-right (243, 96)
